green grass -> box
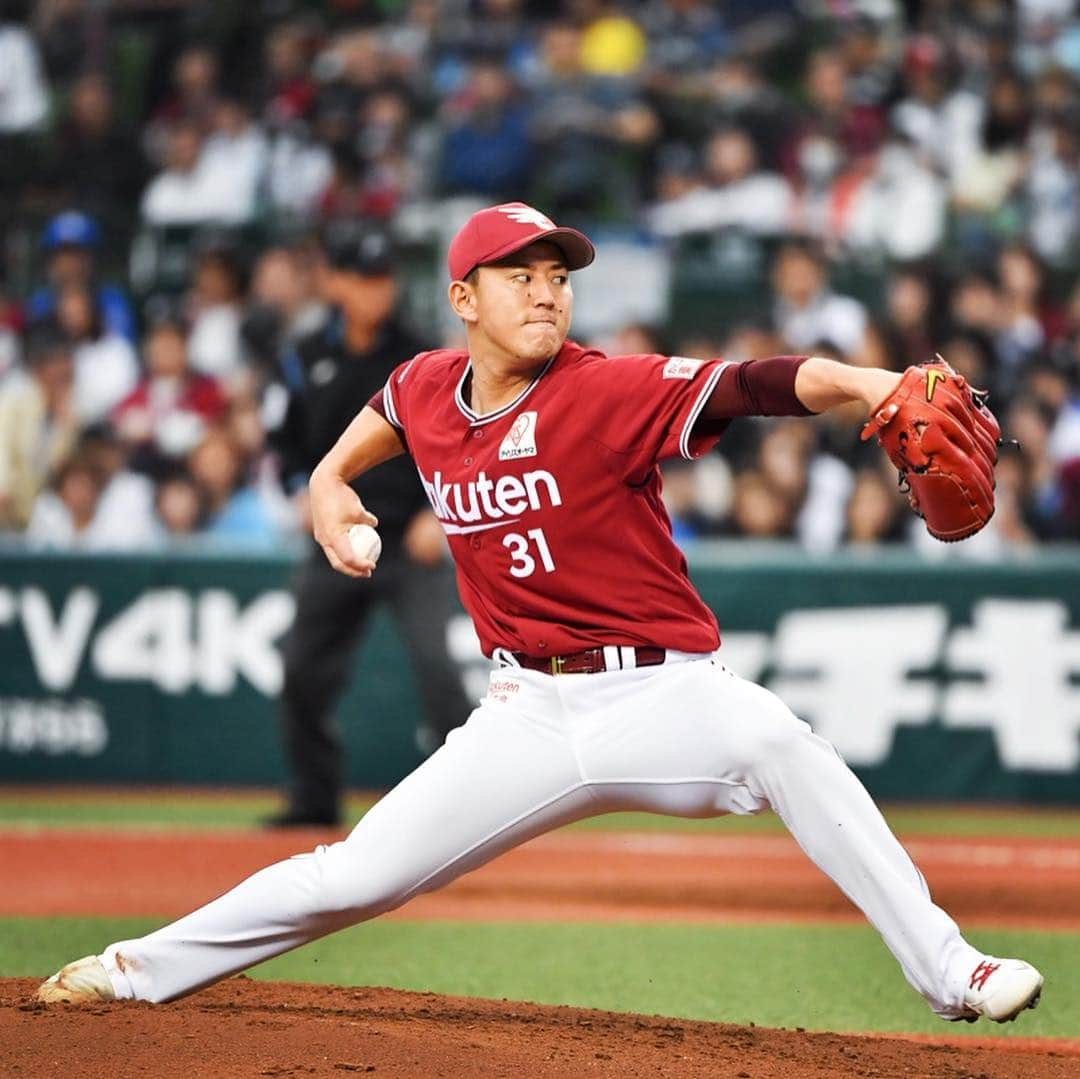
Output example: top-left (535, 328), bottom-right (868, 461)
top-left (4, 917), bottom-right (1075, 1038)
top-left (0, 792), bottom-right (319, 830)
top-left (577, 806), bottom-right (1080, 838)
top-left (2, 790), bottom-right (1080, 838)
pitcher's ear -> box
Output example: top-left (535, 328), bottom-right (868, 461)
top-left (448, 278), bottom-right (479, 324)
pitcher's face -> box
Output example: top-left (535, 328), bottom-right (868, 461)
top-left (453, 241), bottom-right (573, 370)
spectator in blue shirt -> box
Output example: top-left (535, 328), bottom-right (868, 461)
top-left (187, 425), bottom-right (279, 548)
top-left (439, 59), bottom-right (532, 200)
top-left (27, 212), bottom-right (136, 343)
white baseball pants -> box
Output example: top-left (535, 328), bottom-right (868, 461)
top-left (99, 655), bottom-right (980, 1015)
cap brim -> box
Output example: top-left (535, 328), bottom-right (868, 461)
top-left (467, 226), bottom-right (596, 278)
top-left (531, 227), bottom-right (595, 270)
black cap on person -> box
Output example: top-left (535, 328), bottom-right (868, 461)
top-left (321, 219), bottom-right (395, 277)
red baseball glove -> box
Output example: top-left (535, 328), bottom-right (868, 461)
top-left (859, 359), bottom-right (1001, 542)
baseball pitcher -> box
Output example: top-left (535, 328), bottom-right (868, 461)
top-left (40, 203), bottom-right (1039, 1026)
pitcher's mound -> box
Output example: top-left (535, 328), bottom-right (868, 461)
top-left (2, 977), bottom-right (1073, 1078)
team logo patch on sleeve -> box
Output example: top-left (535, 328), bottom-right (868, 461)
top-left (663, 356), bottom-right (705, 380)
top-left (498, 411), bottom-right (538, 460)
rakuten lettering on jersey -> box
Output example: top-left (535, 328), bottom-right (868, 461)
top-left (420, 469), bottom-right (562, 533)
top-left (380, 341), bottom-right (726, 658)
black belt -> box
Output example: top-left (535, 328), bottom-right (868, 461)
top-left (505, 646), bottom-right (666, 676)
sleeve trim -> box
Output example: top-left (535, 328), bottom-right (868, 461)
top-left (383, 375), bottom-right (403, 430)
top-left (679, 361), bottom-right (729, 459)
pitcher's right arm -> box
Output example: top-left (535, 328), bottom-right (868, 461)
top-left (309, 405), bottom-right (406, 577)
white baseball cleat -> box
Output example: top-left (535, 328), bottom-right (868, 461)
top-left (36, 955), bottom-right (116, 1004)
top-left (955, 957), bottom-right (1043, 1023)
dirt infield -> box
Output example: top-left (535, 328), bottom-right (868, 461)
top-left (2, 826), bottom-right (1080, 927)
top-left (2, 977), bottom-right (1076, 1079)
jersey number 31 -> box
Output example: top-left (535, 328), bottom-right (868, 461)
top-left (503, 528), bottom-right (555, 578)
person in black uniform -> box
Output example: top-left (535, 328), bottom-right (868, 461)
top-left (266, 221), bottom-right (471, 827)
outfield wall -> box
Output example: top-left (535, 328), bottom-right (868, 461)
top-left (1, 545), bottom-right (1078, 801)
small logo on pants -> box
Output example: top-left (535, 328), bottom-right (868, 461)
top-left (488, 678), bottom-right (521, 703)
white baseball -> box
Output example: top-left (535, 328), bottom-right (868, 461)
top-left (347, 523), bottom-right (382, 565)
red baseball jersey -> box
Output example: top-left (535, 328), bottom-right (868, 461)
top-left (373, 340), bottom-right (743, 658)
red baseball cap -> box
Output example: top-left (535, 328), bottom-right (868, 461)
top-left (447, 202), bottom-right (595, 282)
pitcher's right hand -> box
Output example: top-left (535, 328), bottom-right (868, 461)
top-left (310, 467), bottom-right (379, 577)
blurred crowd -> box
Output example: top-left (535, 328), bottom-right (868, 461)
top-left (0, 0), bottom-right (1079, 554)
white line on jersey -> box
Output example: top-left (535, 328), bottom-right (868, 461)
top-left (679, 361), bottom-right (729, 459)
top-left (440, 518), bottom-right (523, 536)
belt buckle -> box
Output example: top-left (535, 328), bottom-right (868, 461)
top-left (549, 655), bottom-right (565, 676)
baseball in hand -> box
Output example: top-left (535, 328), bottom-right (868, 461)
top-left (347, 524), bottom-right (382, 565)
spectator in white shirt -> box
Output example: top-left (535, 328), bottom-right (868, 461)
top-left (648, 127), bottom-right (792, 238)
top-left (197, 98), bottom-right (268, 224)
top-left (24, 456), bottom-right (102, 549)
top-left (187, 245), bottom-right (247, 387)
top-left (890, 35), bottom-right (982, 187)
top-left (141, 120), bottom-right (209, 225)
top-left (844, 137), bottom-right (948, 261)
top-left (24, 427), bottom-right (157, 550)
top-left (55, 283), bottom-right (139, 425)
top-left (0, 20), bottom-right (48, 132)
top-left (267, 120), bottom-right (334, 218)
top-left (1026, 110), bottom-right (1079, 262)
top-left (771, 240), bottom-right (867, 356)
top-left (142, 115), bottom-right (262, 227)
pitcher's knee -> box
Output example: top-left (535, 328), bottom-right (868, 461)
top-left (306, 841), bottom-right (415, 921)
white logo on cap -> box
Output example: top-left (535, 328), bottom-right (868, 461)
top-left (497, 205), bottom-right (556, 230)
